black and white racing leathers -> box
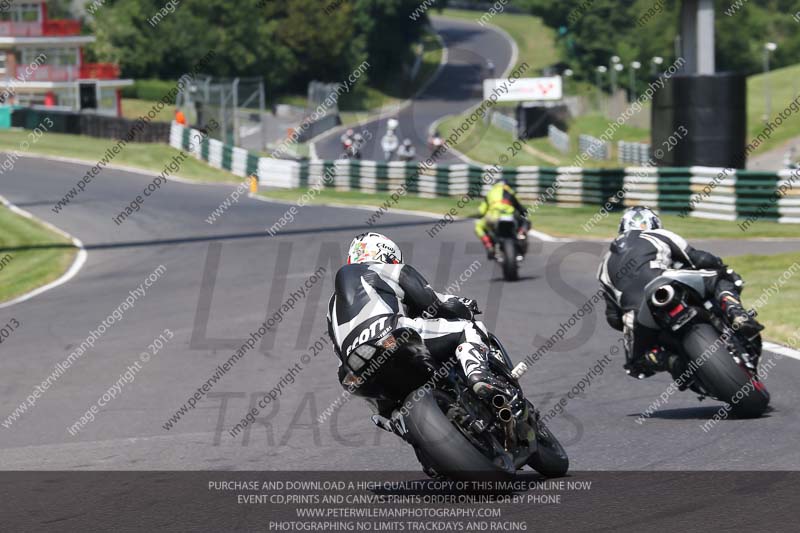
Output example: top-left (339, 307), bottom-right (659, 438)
top-left (597, 229), bottom-right (741, 365)
top-left (326, 262), bottom-right (489, 395)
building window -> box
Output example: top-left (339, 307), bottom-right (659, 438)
top-left (15, 4), bottom-right (41, 23)
top-left (0, 53), bottom-right (6, 75)
top-left (0, 4), bottom-right (42, 22)
top-left (21, 48), bottom-right (78, 67)
top-left (98, 87), bottom-right (117, 115)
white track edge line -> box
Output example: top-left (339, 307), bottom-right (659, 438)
top-left (0, 194), bottom-right (87, 309)
top-left (763, 341), bottom-right (800, 361)
top-left (9, 151), bottom-right (238, 187)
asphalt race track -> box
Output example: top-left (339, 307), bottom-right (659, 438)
top-left (314, 16), bottom-right (514, 162)
top-left (2, 157), bottom-right (800, 472)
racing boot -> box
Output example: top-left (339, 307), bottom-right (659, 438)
top-left (369, 398), bottom-right (399, 434)
top-left (643, 346), bottom-right (670, 372)
top-left (625, 348), bottom-right (663, 379)
top-left (517, 222), bottom-right (529, 256)
top-left (456, 342), bottom-right (510, 398)
top-left (643, 347), bottom-right (691, 386)
top-left (720, 292), bottom-right (763, 339)
top-left (480, 235), bottom-right (495, 260)
top-left (371, 414), bottom-right (394, 433)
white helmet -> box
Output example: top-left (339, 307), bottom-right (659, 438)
top-left (619, 206), bottom-right (662, 233)
top-left (347, 232), bottom-right (402, 265)
top-left (387, 118), bottom-right (399, 130)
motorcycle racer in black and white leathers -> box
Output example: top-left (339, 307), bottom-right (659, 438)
top-left (326, 232), bottom-right (504, 419)
top-left (598, 206), bottom-right (763, 379)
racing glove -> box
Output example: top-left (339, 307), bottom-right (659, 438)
top-left (721, 267), bottom-right (744, 289)
top-left (457, 297), bottom-right (481, 317)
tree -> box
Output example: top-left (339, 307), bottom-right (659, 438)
top-left (90, 0), bottom-right (429, 95)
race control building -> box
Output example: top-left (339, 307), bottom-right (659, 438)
top-left (0, 0), bottom-right (132, 116)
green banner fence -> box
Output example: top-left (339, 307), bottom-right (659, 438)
top-left (170, 122), bottom-right (800, 224)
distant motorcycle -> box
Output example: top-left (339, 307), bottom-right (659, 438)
top-left (428, 135), bottom-right (444, 158)
top-left (634, 269), bottom-right (769, 417)
top-left (381, 132), bottom-right (399, 161)
top-left (343, 316), bottom-right (569, 479)
top-left (340, 128), bottom-right (355, 151)
top-left (490, 215), bottom-right (528, 281)
top-left (397, 139), bottom-right (416, 162)
top-left (343, 138), bottom-right (361, 160)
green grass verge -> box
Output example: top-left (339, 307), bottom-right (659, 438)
top-left (726, 252), bottom-right (800, 345)
top-left (747, 62), bottom-right (800, 156)
top-left (257, 187), bottom-right (799, 240)
top-left (0, 205), bottom-right (77, 303)
top-left (439, 7), bottom-right (800, 160)
top-left (437, 9), bottom-right (557, 75)
top-left (120, 98), bottom-right (173, 123)
top-left (438, 112), bottom-right (650, 168)
top-left (0, 130), bottom-right (237, 183)
top-left (530, 205), bottom-right (800, 240)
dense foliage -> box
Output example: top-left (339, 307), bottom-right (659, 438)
top-left (85, 0), bottom-right (429, 93)
top-left (512, 0), bottom-right (800, 82)
top-left (68, 0), bottom-right (800, 94)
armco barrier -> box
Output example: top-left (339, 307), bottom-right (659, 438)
top-left (169, 122), bottom-right (800, 224)
top-left (12, 108), bottom-right (171, 142)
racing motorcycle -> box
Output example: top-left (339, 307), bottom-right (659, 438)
top-left (343, 138), bottom-right (361, 160)
top-left (491, 215), bottom-right (527, 281)
top-left (381, 131), bottom-right (399, 161)
top-left (635, 269), bottom-right (770, 418)
top-left (428, 135), bottom-right (444, 158)
top-left (342, 317), bottom-right (569, 480)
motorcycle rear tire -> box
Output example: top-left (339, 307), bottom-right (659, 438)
top-left (501, 239), bottom-right (519, 281)
top-left (405, 388), bottom-right (513, 480)
top-left (681, 323), bottom-right (769, 418)
top-left (526, 418), bottom-right (569, 478)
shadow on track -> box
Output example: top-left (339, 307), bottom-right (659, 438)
top-left (628, 405), bottom-right (775, 421)
top-left (0, 219), bottom-right (438, 252)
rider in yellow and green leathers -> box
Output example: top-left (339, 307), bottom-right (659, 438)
top-left (474, 181), bottom-right (531, 259)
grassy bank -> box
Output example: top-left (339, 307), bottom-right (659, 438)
top-left (727, 252), bottom-right (800, 345)
top-left (257, 187), bottom-right (800, 240)
top-left (0, 130), bottom-right (236, 183)
top-left (439, 63), bottom-right (800, 167)
top-left (120, 98), bottom-right (173, 122)
top-left (747, 63), bottom-right (800, 155)
top-left (437, 9), bottom-right (557, 75)
top-left (0, 205), bottom-right (77, 303)
top-left (438, 111), bottom-right (650, 167)
top-left (437, 8), bottom-right (800, 163)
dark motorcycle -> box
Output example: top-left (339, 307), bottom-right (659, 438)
top-left (491, 215), bottom-right (527, 281)
top-left (342, 319), bottom-right (569, 480)
top-left (637, 269), bottom-right (769, 417)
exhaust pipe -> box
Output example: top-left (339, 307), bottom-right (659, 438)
top-left (651, 285), bottom-right (675, 307)
top-left (491, 394), bottom-right (516, 450)
top-left (492, 394), bottom-right (507, 409)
